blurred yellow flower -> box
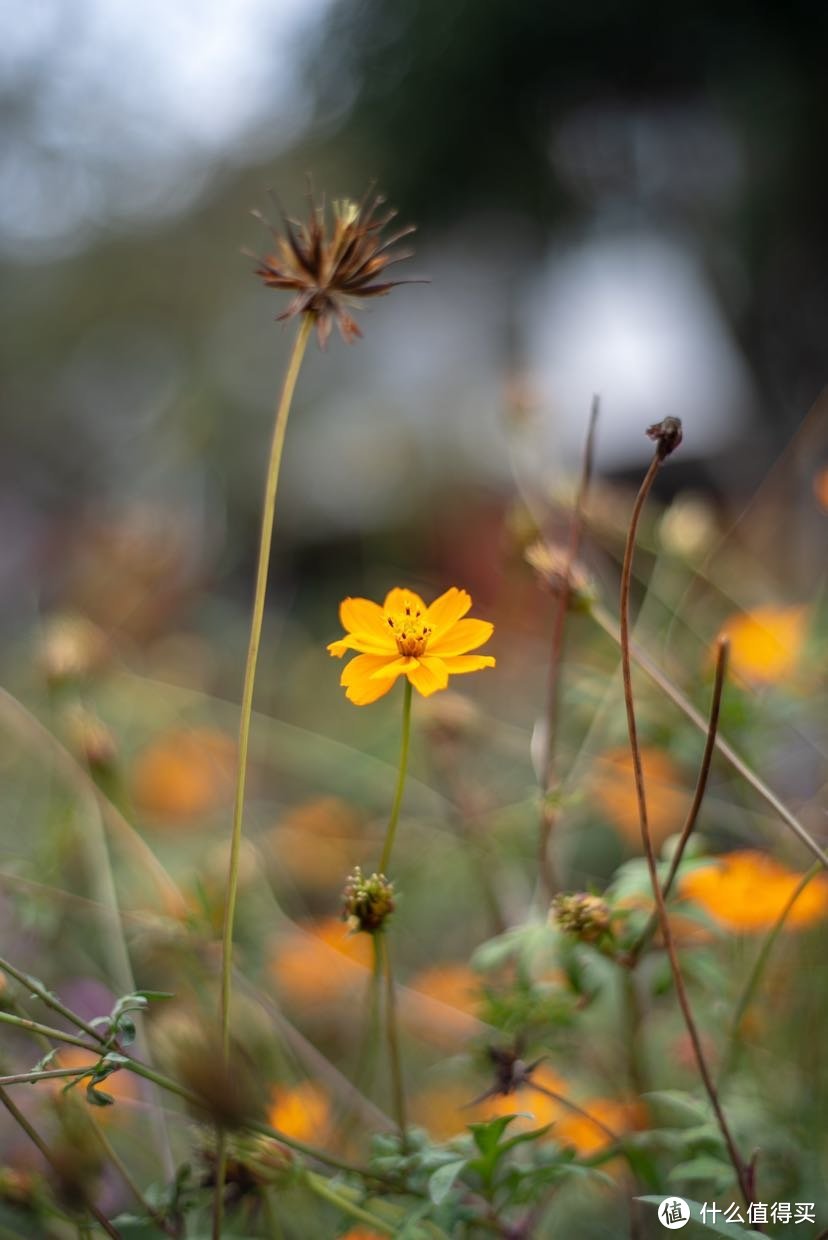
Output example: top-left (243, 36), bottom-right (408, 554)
top-left (590, 747), bottom-right (686, 849)
top-left (328, 587), bottom-right (495, 705)
top-left (267, 1081), bottom-right (330, 1144)
top-left (717, 605), bottom-right (809, 685)
top-left (680, 850), bottom-right (828, 933)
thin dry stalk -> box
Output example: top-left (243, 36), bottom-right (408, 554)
top-left (537, 397), bottom-right (599, 899)
top-left (626, 636), bottom-right (729, 965)
top-left (618, 424), bottom-right (755, 1214)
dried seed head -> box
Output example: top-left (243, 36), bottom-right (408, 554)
top-left (646, 417), bottom-right (683, 459)
top-left (63, 704), bottom-right (117, 771)
top-left (342, 866), bottom-right (395, 934)
top-left (552, 892), bottom-right (613, 943)
top-left (37, 615), bottom-right (108, 686)
top-left (254, 186), bottom-right (420, 347)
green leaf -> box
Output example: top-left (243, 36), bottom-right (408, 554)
top-left (469, 1114), bottom-right (520, 1156)
top-left (668, 1157), bottom-right (734, 1191)
top-left (635, 1196), bottom-right (760, 1238)
top-left (643, 1091), bottom-right (712, 1128)
top-left (428, 1158), bottom-right (466, 1205)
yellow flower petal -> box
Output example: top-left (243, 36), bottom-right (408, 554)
top-left (438, 655), bottom-right (496, 674)
top-left (383, 587), bottom-right (427, 617)
top-left (369, 655), bottom-right (417, 681)
top-left (328, 634), bottom-right (392, 657)
top-left (424, 587), bottom-right (471, 637)
top-left (340, 597), bottom-right (397, 649)
top-left (427, 618), bottom-right (494, 657)
top-left (406, 657), bottom-right (450, 696)
top-left (341, 653), bottom-right (398, 705)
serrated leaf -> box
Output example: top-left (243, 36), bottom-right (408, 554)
top-left (428, 1158), bottom-right (466, 1205)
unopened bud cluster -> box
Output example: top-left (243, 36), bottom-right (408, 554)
top-left (342, 866), bottom-right (395, 933)
top-left (552, 892), bottom-right (612, 944)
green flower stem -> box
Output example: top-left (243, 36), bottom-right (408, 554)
top-left (0, 955), bottom-right (104, 1043)
top-left (0, 1008), bottom-right (97, 1049)
top-left (305, 1172), bottom-right (395, 1235)
top-left (379, 678), bottom-right (413, 874)
top-left (720, 860), bottom-right (823, 1086)
top-left (221, 312), bottom-right (313, 1057)
top-left (0, 1066), bottom-right (92, 1086)
top-left (378, 932), bottom-right (407, 1144)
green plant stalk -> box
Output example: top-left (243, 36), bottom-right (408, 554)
top-left (304, 1172), bottom-right (396, 1235)
top-left (379, 678), bottom-right (413, 874)
top-left (0, 1008), bottom-right (97, 1049)
top-left (88, 1116), bottom-right (176, 1238)
top-left (379, 933), bottom-right (407, 1144)
top-left (719, 860), bottom-right (823, 1085)
top-left (221, 312), bottom-right (313, 1057)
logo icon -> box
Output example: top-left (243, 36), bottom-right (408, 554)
top-left (658, 1197), bottom-right (691, 1229)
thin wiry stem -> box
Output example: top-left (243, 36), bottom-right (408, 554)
top-left (216, 314), bottom-right (313, 1238)
top-left (88, 1117), bottom-right (177, 1238)
top-left (221, 312), bottom-right (313, 1055)
top-left (618, 443), bottom-right (754, 1214)
top-left (0, 1088), bottom-right (120, 1239)
top-left (379, 933), bottom-right (408, 1145)
top-left (379, 678), bottom-right (413, 874)
top-left (537, 396), bottom-right (599, 900)
top-left (590, 605), bottom-right (828, 870)
top-left (627, 636), bottom-right (730, 965)
top-left (719, 860), bottom-right (824, 1086)
top-left (0, 956), bottom-right (104, 1043)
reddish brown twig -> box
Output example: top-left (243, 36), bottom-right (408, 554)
top-left (618, 420), bottom-right (755, 1216)
top-left (626, 636), bottom-right (730, 965)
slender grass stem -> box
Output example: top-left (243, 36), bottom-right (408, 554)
top-left (0, 1088), bottom-right (120, 1239)
top-left (590, 605), bottom-right (828, 869)
top-left (618, 438), bottom-right (754, 1214)
top-left (627, 637), bottom-right (729, 965)
top-left (221, 312), bottom-right (313, 1056)
top-left (216, 315), bottom-right (312, 1235)
top-left (0, 957), bottom-right (104, 1042)
top-left (719, 860), bottom-right (823, 1086)
top-left (378, 933), bottom-right (407, 1144)
top-left (537, 395), bottom-right (599, 900)
top-left (88, 1117), bottom-right (176, 1237)
top-left (0, 1067), bottom-right (92, 1086)
top-left (379, 679), bottom-right (413, 874)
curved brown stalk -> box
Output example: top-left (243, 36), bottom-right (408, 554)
top-left (626, 636), bottom-right (729, 965)
top-left (618, 426), bottom-right (755, 1214)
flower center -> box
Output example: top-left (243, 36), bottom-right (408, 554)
top-left (386, 603), bottom-right (431, 658)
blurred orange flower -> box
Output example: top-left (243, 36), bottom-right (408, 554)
top-left (267, 797), bottom-right (367, 893)
top-left (590, 747), bottom-right (686, 849)
top-left (48, 1048), bottom-right (139, 1120)
top-left (680, 851), bottom-right (828, 933)
top-left (130, 727), bottom-right (236, 823)
top-left (267, 1081), bottom-right (330, 1144)
top-left (269, 917), bottom-right (373, 1008)
top-left (403, 963), bottom-right (482, 1046)
top-left (717, 605), bottom-right (809, 685)
top-left (555, 1098), bottom-right (646, 1156)
top-left (328, 587), bottom-right (495, 705)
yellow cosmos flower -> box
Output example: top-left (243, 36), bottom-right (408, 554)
top-left (328, 586), bottom-right (495, 705)
top-left (716, 605), bottom-right (809, 685)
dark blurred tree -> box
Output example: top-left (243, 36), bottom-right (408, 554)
top-left (312, 0), bottom-right (828, 433)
